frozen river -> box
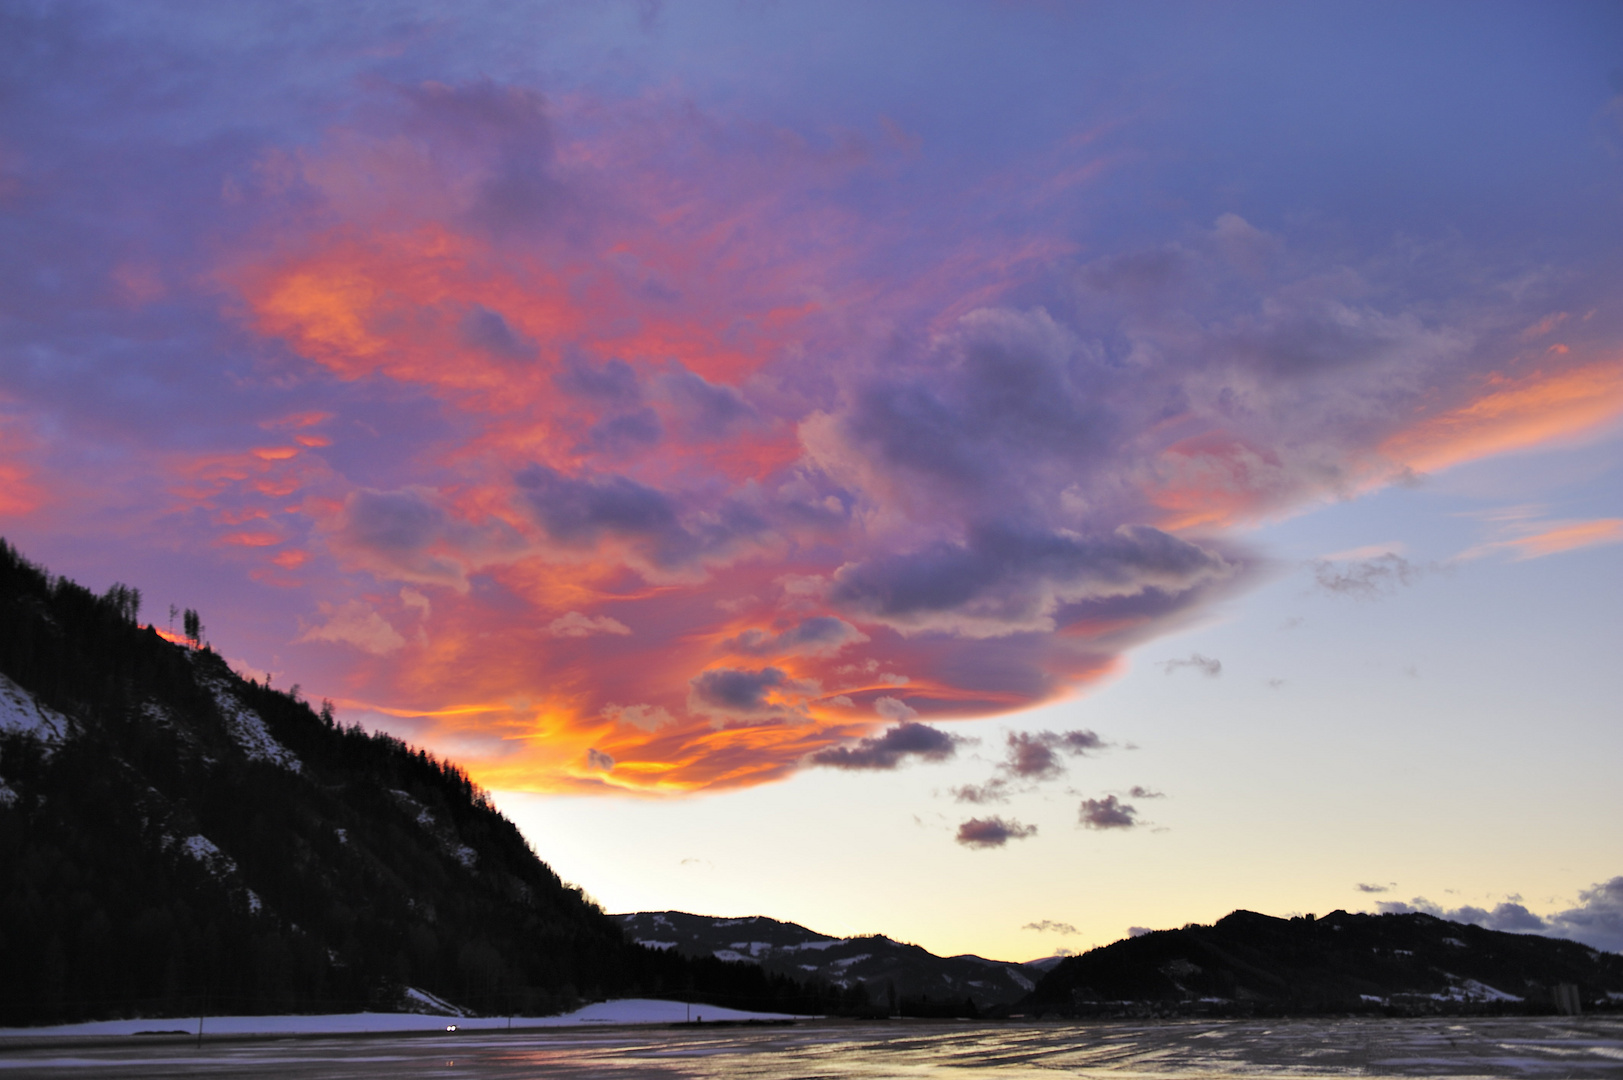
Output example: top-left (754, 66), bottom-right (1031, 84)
top-left (2, 1016), bottom-right (1621, 1078)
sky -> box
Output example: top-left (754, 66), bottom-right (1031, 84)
top-left (2, 0), bottom-right (1621, 962)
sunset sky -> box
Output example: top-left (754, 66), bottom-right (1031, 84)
top-left (2, 1), bottom-right (1620, 961)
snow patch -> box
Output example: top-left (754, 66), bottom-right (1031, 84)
top-left (635, 940), bottom-right (678, 951)
top-left (177, 833), bottom-right (238, 879)
top-left (0, 672), bottom-right (69, 745)
top-left (388, 789), bottom-right (478, 870)
top-left (401, 987), bottom-right (472, 1017)
top-left (0, 779), bottom-right (17, 807)
top-left (712, 949), bottom-right (757, 963)
top-left (199, 677), bottom-right (301, 772)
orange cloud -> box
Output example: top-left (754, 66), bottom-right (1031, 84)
top-left (1383, 360), bottom-right (1623, 475)
top-left (1463, 518), bottom-right (1623, 561)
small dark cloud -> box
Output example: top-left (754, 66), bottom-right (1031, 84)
top-left (1005, 728), bottom-right (1106, 779)
top-left (518, 464), bottom-right (680, 544)
top-left (1355, 883), bottom-right (1391, 894)
top-left (1127, 786), bottom-right (1164, 799)
top-left (955, 816), bottom-right (1037, 848)
top-left (810, 721), bottom-right (963, 770)
top-left (586, 747), bottom-right (614, 771)
top-left (689, 666), bottom-right (799, 717)
top-left (1078, 794), bottom-right (1137, 829)
top-left (1128, 926), bottom-right (1153, 938)
top-left (1022, 919), bottom-right (1078, 934)
top-left (1313, 553), bottom-right (1426, 599)
top-left (553, 355), bottom-right (643, 406)
top-left (1160, 653), bottom-right (1221, 677)
top-left (1267, 678), bottom-right (1285, 689)
top-left (659, 368), bottom-right (754, 439)
top-left (459, 304), bottom-right (536, 360)
top-left (586, 408), bottom-right (663, 456)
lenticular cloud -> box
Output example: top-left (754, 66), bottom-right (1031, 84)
top-left (2, 9), bottom-right (1620, 796)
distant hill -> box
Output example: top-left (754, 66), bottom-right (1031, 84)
top-left (617, 911), bottom-right (1039, 1014)
top-left (1022, 909), bottom-right (1623, 1017)
top-left (0, 541), bottom-right (849, 1026)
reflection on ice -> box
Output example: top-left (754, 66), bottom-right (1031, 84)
top-left (1, 1016), bottom-right (1621, 1077)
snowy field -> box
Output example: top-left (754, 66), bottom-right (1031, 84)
top-left (0, 998), bottom-right (797, 1039)
top-left (1, 1015), bottom-right (1622, 1078)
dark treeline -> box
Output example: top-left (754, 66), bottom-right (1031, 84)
top-left (0, 540), bottom-right (866, 1025)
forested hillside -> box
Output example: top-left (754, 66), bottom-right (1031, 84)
top-left (0, 540), bottom-right (852, 1026)
top-left (1021, 908), bottom-right (1623, 1018)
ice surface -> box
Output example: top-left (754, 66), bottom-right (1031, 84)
top-left (0, 672), bottom-right (68, 745)
top-left (3, 1015), bottom-right (1621, 1078)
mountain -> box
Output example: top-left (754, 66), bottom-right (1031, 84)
top-left (616, 911), bottom-right (1037, 1014)
top-left (0, 541), bottom-right (845, 1026)
top-left (1022, 909), bottom-right (1623, 1017)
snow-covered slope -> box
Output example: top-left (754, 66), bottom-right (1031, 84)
top-left (0, 671), bottom-right (68, 744)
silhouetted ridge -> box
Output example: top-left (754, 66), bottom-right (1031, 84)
top-left (1021, 908), bottom-right (1623, 1017)
top-left (0, 540), bottom-right (856, 1025)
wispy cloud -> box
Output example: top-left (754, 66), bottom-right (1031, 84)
top-left (1022, 919), bottom-right (1078, 934)
top-left (1159, 653), bottom-right (1222, 677)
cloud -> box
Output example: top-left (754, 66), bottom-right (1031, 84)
top-left (547, 611), bottom-right (632, 638)
top-left (955, 817), bottom-right (1037, 849)
top-left (828, 522), bottom-right (1235, 639)
top-left (1372, 877), bottom-right (1623, 952)
top-left (1127, 786), bottom-right (1164, 799)
top-left (4, 10), bottom-right (1621, 798)
top-left (1005, 729), bottom-right (1106, 779)
top-left (1078, 795), bottom-right (1138, 829)
top-left (297, 601), bottom-right (407, 656)
top-left (1159, 653), bottom-right (1221, 677)
top-left (873, 696), bottom-right (917, 721)
top-left (1313, 553), bottom-right (1427, 599)
top-left (1022, 920), bottom-right (1078, 934)
top-left (327, 487), bottom-right (482, 588)
top-left (688, 667), bottom-right (809, 718)
top-left (722, 616), bottom-right (868, 658)
top-left (809, 722), bottom-right (963, 770)
top-left (586, 748), bottom-right (615, 771)
top-left (1460, 517), bottom-right (1623, 562)
top-left (1545, 877), bottom-right (1623, 953)
top-left (1128, 926), bottom-right (1153, 938)
top-left (951, 778), bottom-right (1012, 804)
top-left (1355, 883), bottom-right (1392, 893)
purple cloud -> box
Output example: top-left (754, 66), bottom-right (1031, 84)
top-left (1079, 795), bottom-right (1138, 830)
top-left (956, 817), bottom-right (1038, 849)
top-left (809, 722), bottom-right (963, 771)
